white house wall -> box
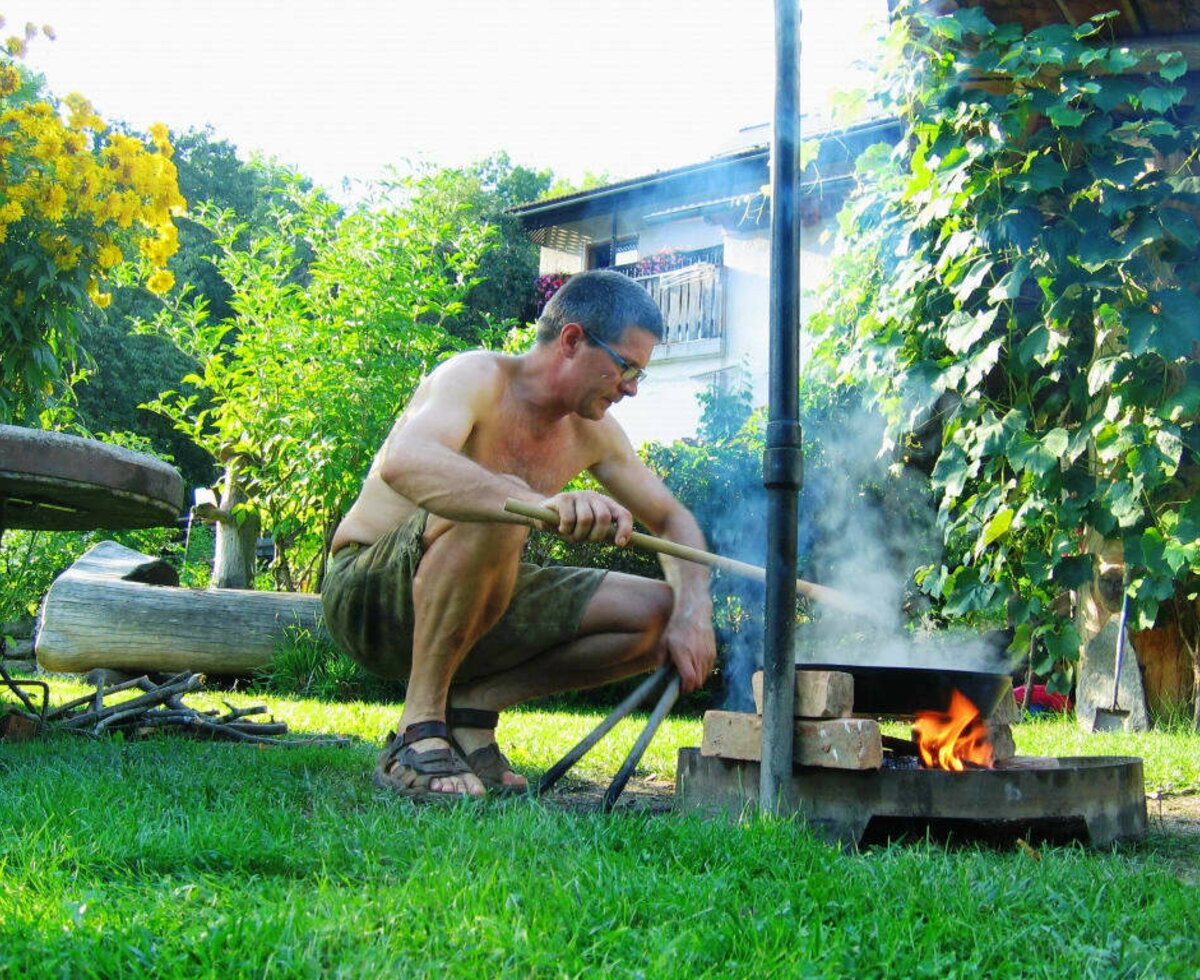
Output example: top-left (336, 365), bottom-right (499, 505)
top-left (610, 214), bottom-right (834, 448)
top-left (530, 207), bottom-right (838, 448)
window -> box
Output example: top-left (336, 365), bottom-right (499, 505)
top-left (586, 236), bottom-right (638, 269)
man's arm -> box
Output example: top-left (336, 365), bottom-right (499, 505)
top-left (590, 432), bottom-right (717, 694)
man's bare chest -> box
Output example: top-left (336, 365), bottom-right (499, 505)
top-left (466, 414), bottom-right (590, 495)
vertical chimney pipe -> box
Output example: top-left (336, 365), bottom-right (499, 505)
top-left (761, 0), bottom-right (803, 812)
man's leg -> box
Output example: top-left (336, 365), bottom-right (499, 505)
top-left (447, 572), bottom-right (675, 788)
top-left (392, 518), bottom-right (529, 796)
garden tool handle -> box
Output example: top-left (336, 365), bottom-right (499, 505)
top-left (503, 498), bottom-right (882, 622)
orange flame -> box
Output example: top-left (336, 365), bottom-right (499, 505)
top-left (911, 689), bottom-right (994, 771)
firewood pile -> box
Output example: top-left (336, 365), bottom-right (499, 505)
top-left (0, 666), bottom-right (349, 747)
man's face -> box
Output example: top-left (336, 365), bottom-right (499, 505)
top-left (576, 325), bottom-right (655, 419)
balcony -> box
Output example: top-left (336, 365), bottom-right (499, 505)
top-left (614, 246), bottom-right (726, 361)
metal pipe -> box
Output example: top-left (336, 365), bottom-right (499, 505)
top-left (761, 0), bottom-right (803, 814)
top-left (535, 665), bottom-right (672, 795)
top-left (602, 671), bottom-right (681, 812)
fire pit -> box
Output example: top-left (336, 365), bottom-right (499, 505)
top-left (678, 650), bottom-right (1148, 847)
top-left (676, 750), bottom-right (1147, 847)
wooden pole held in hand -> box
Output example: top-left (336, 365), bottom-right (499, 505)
top-left (502, 498), bottom-right (885, 623)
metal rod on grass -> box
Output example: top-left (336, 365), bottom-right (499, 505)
top-left (535, 664), bottom-right (673, 796)
top-left (603, 670), bottom-right (682, 812)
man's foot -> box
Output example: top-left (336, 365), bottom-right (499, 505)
top-left (375, 721), bottom-right (486, 799)
top-left (447, 707), bottom-right (529, 794)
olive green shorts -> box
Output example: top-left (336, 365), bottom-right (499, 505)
top-left (321, 509), bottom-right (607, 682)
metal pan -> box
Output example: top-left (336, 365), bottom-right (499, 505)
top-left (795, 629), bottom-right (1015, 717)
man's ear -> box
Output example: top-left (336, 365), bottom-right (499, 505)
top-left (560, 322), bottom-right (586, 357)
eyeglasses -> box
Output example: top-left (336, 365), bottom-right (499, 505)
top-left (582, 329), bottom-right (647, 384)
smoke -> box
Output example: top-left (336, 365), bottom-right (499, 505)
top-left (706, 399), bottom-right (946, 711)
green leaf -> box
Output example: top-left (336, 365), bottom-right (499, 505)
top-left (1158, 52), bottom-right (1187, 82)
top-left (1006, 430), bottom-right (1061, 477)
top-left (954, 259), bottom-right (994, 302)
top-left (1042, 427), bottom-right (1069, 458)
top-left (944, 308), bottom-right (998, 354)
top-left (942, 566), bottom-right (998, 617)
top-left (1016, 154), bottom-right (1067, 192)
top-left (1105, 480), bottom-right (1144, 528)
top-left (1087, 356), bottom-right (1120, 397)
top-left (1175, 495), bottom-right (1200, 546)
top-left (1137, 85), bottom-right (1186, 113)
top-left (1046, 102), bottom-right (1086, 127)
top-left (980, 508), bottom-right (1014, 548)
top-left (1043, 623), bottom-right (1082, 665)
top-left (932, 440), bottom-right (970, 499)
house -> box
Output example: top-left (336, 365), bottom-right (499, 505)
top-left (510, 117), bottom-right (903, 446)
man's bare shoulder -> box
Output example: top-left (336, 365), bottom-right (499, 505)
top-left (575, 411), bottom-right (639, 466)
top-left (426, 350), bottom-right (510, 388)
top-left (405, 351), bottom-right (512, 414)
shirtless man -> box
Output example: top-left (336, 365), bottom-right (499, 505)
top-left (322, 269), bottom-right (717, 799)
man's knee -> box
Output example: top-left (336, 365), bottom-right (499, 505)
top-left (579, 574), bottom-right (673, 644)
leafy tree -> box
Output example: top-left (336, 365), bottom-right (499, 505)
top-left (415, 153), bottom-right (552, 344)
top-left (137, 170), bottom-right (497, 590)
top-left (0, 26), bottom-right (185, 423)
top-left (70, 129), bottom-right (308, 488)
top-left (809, 6), bottom-right (1200, 718)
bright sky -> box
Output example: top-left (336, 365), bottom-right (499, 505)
top-left (11, 0), bottom-right (889, 199)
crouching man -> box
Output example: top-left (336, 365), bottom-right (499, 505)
top-left (322, 270), bottom-right (716, 799)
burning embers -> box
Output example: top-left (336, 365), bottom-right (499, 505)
top-left (911, 689), bottom-right (995, 771)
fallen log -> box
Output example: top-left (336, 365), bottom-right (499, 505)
top-left (36, 540), bottom-right (327, 675)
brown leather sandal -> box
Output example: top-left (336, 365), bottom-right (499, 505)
top-left (373, 721), bottom-right (478, 800)
top-left (447, 707), bottom-right (528, 795)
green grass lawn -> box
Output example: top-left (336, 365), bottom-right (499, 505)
top-left (2, 680), bottom-right (1197, 978)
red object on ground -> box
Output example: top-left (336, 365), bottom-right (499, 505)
top-left (1013, 684), bottom-right (1073, 714)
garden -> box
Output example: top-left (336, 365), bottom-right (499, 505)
top-left (2, 3), bottom-right (1200, 976)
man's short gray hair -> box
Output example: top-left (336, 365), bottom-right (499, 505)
top-left (535, 269), bottom-right (664, 345)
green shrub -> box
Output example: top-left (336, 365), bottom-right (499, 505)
top-left (253, 626), bottom-right (393, 702)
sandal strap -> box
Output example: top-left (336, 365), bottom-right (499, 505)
top-left (447, 707), bottom-right (499, 730)
top-left (400, 720), bottom-right (452, 745)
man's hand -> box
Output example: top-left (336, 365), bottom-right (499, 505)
top-left (540, 490), bottom-right (635, 547)
top-left (660, 608), bottom-right (717, 695)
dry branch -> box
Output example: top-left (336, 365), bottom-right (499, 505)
top-left (41, 670), bottom-right (349, 747)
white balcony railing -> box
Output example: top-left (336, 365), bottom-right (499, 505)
top-left (633, 261), bottom-right (725, 354)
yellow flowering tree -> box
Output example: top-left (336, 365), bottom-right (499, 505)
top-left (0, 18), bottom-right (186, 423)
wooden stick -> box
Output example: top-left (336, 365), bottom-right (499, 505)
top-left (503, 498), bottom-right (886, 623)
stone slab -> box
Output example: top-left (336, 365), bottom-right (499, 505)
top-left (751, 669), bottom-right (853, 718)
top-left (701, 710), bottom-right (882, 770)
top-left (0, 424), bottom-right (184, 531)
top-left (1076, 616), bottom-right (1150, 732)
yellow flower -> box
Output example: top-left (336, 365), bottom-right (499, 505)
top-left (87, 279), bottom-right (112, 308)
top-left (97, 242), bottom-right (123, 269)
top-left (0, 200), bottom-right (24, 223)
top-left (146, 269), bottom-right (174, 294)
top-left (0, 63), bottom-right (20, 95)
top-left (38, 184), bottom-right (68, 221)
top-left (148, 122), bottom-right (172, 157)
top-left (5, 36), bottom-right (26, 57)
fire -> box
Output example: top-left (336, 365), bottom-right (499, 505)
top-left (911, 689), bottom-right (994, 771)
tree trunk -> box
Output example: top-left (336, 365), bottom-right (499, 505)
top-left (211, 460), bottom-right (260, 589)
top-left (36, 540), bottom-right (326, 675)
